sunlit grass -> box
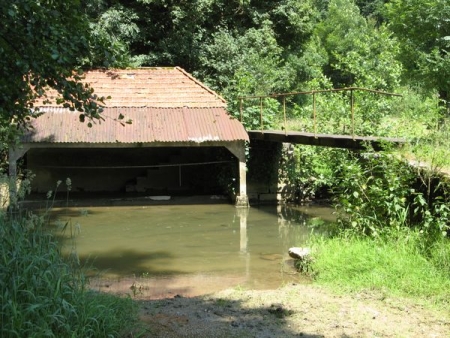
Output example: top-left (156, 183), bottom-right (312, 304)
top-left (308, 231), bottom-right (450, 307)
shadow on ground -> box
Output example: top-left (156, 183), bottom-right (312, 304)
top-left (135, 293), bottom-right (326, 338)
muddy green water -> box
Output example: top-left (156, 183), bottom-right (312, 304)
top-left (50, 203), bottom-right (335, 298)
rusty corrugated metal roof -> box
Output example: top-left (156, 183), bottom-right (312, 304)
top-left (23, 107), bottom-right (249, 143)
top-left (27, 67), bottom-right (248, 144)
top-left (34, 67), bottom-right (226, 108)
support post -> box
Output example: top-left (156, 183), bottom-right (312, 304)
top-left (350, 89), bottom-right (355, 140)
top-left (259, 97), bottom-right (263, 131)
top-left (313, 92), bottom-right (317, 138)
top-left (225, 142), bottom-right (249, 208)
top-left (283, 96), bottom-right (287, 136)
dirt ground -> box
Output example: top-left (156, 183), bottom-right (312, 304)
top-left (129, 282), bottom-right (450, 338)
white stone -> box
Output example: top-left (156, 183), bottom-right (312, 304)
top-left (288, 247), bottom-right (311, 260)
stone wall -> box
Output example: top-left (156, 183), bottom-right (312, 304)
top-left (247, 140), bottom-right (297, 204)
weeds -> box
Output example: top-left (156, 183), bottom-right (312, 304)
top-left (0, 201), bottom-right (137, 337)
top-left (308, 231), bottom-right (450, 307)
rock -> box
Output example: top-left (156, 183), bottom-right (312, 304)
top-left (288, 247), bottom-right (311, 260)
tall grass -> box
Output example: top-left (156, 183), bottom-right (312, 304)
top-left (309, 230), bottom-right (450, 306)
top-left (0, 211), bottom-right (137, 337)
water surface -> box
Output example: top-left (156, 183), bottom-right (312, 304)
top-left (50, 203), bottom-right (334, 298)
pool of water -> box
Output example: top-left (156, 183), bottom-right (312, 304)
top-left (49, 202), bottom-right (335, 298)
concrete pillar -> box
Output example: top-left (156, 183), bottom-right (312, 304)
top-left (225, 141), bottom-right (249, 208)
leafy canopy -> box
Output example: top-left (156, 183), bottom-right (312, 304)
top-left (385, 0), bottom-right (450, 100)
top-left (0, 0), bottom-right (122, 147)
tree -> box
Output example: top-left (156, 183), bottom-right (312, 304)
top-left (385, 0), bottom-right (450, 102)
top-left (0, 0), bottom-right (121, 151)
top-left (313, 0), bottom-right (402, 89)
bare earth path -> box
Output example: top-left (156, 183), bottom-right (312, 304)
top-left (133, 283), bottom-right (450, 337)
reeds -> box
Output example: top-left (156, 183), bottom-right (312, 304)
top-left (0, 211), bottom-right (137, 337)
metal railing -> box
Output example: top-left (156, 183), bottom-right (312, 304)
top-left (238, 87), bottom-right (402, 140)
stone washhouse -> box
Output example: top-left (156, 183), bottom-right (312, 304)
top-left (9, 67), bottom-right (250, 207)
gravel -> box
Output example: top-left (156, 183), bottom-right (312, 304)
top-left (132, 283), bottom-right (450, 337)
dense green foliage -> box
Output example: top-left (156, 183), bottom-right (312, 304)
top-left (385, 0), bottom-right (450, 101)
top-left (0, 0), bottom-right (128, 159)
top-left (0, 212), bottom-right (137, 337)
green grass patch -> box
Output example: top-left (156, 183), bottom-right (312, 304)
top-left (308, 231), bottom-right (450, 306)
top-left (0, 212), bottom-right (137, 338)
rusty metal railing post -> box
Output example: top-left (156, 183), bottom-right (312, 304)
top-left (238, 87), bottom-right (401, 137)
top-left (313, 91), bottom-right (317, 138)
top-left (350, 89), bottom-right (355, 140)
top-left (260, 97), bottom-right (263, 131)
top-left (283, 96), bottom-right (287, 135)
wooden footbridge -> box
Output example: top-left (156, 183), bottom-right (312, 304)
top-left (247, 130), bottom-right (404, 151)
top-left (239, 87), bottom-right (406, 150)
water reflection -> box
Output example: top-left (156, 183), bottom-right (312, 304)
top-left (49, 203), bottom-right (334, 297)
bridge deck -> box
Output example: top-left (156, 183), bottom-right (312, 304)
top-left (247, 130), bottom-right (405, 150)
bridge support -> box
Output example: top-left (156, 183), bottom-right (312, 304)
top-left (225, 141), bottom-right (249, 208)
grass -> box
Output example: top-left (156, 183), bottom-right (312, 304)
top-left (0, 211), bottom-right (137, 337)
top-left (307, 230), bottom-right (450, 307)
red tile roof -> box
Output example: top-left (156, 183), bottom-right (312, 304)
top-left (26, 68), bottom-right (248, 144)
top-left (35, 67), bottom-right (226, 108)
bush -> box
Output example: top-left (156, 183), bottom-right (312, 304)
top-left (0, 212), bottom-right (137, 338)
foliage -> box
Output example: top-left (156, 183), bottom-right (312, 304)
top-left (308, 231), bottom-right (450, 305)
top-left (384, 0), bottom-right (450, 102)
top-left (236, 98), bottom-right (280, 131)
top-left (429, 238), bottom-right (450, 277)
top-left (314, 0), bottom-right (402, 89)
top-left (0, 0), bottom-right (126, 151)
top-left (332, 147), bottom-right (450, 240)
top-left (0, 212), bottom-right (137, 337)
top-left (82, 2), bottom-right (140, 67)
top-left (0, 170), bottom-right (34, 208)
top-left (198, 22), bottom-right (296, 98)
top-left (332, 151), bottom-right (413, 236)
top-left (103, 0), bottom-right (318, 71)
top-left (284, 146), bottom-right (342, 201)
